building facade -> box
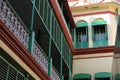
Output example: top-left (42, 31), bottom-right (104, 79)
top-left (0, 0), bottom-right (75, 80)
top-left (68, 0), bottom-right (120, 80)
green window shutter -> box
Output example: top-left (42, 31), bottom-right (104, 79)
top-left (76, 27), bottom-right (88, 48)
top-left (74, 73), bottom-right (91, 79)
top-left (92, 23), bottom-right (108, 47)
top-left (76, 22), bottom-right (88, 28)
top-left (115, 74), bottom-right (120, 80)
top-left (92, 20), bottom-right (106, 26)
top-left (95, 72), bottom-right (111, 79)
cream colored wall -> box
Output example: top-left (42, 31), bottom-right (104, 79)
top-left (111, 53), bottom-right (120, 80)
top-left (74, 13), bottom-right (117, 47)
top-left (73, 52), bottom-right (114, 80)
top-left (108, 14), bottom-right (117, 45)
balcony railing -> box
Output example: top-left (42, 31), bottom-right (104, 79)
top-left (33, 41), bottom-right (61, 79)
top-left (51, 66), bottom-right (61, 80)
top-left (33, 0), bottom-right (72, 68)
top-left (33, 41), bottom-right (48, 73)
top-left (0, 0), bottom-right (29, 49)
top-left (0, 0), bottom-right (61, 79)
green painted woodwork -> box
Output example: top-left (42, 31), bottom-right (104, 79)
top-left (92, 25), bottom-right (108, 47)
top-left (11, 0), bottom-right (73, 78)
top-left (48, 10), bottom-right (53, 57)
top-left (93, 40), bottom-right (108, 47)
top-left (4, 0), bottom-right (73, 79)
top-left (68, 71), bottom-right (72, 80)
top-left (92, 20), bottom-right (106, 26)
top-left (48, 11), bottom-right (53, 77)
top-left (29, 0), bottom-right (35, 54)
top-left (115, 74), bottom-right (120, 80)
top-left (74, 27), bottom-right (76, 48)
top-left (25, 74), bottom-right (29, 80)
top-left (34, 0), bottom-right (72, 70)
top-left (76, 41), bottom-right (88, 48)
top-left (76, 22), bottom-right (88, 27)
top-left (0, 56), bottom-right (33, 80)
top-left (48, 57), bottom-right (52, 77)
top-left (95, 72), bottom-right (111, 78)
top-left (29, 31), bottom-right (35, 54)
top-left (74, 73), bottom-right (91, 79)
top-left (61, 75), bottom-right (64, 80)
top-left (75, 27), bottom-right (88, 49)
top-left (30, 0), bottom-right (35, 31)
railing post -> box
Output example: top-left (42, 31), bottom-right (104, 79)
top-left (48, 10), bottom-right (53, 77)
top-left (61, 75), bottom-right (64, 80)
top-left (29, 31), bottom-right (35, 54)
top-left (68, 70), bottom-right (72, 80)
top-left (48, 9), bottom-right (53, 57)
top-left (30, 0), bottom-right (35, 31)
top-left (74, 27), bottom-right (76, 48)
top-left (48, 57), bottom-right (52, 77)
top-left (29, 0), bottom-right (35, 54)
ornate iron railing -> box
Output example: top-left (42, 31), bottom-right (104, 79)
top-left (51, 66), bottom-right (61, 80)
top-left (0, 0), bottom-right (29, 49)
top-left (32, 41), bottom-right (48, 73)
top-left (0, 0), bottom-right (71, 79)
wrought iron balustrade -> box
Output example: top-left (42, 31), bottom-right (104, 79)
top-left (33, 41), bottom-right (48, 74)
top-left (32, 0), bottom-right (72, 68)
top-left (33, 41), bottom-right (61, 80)
top-left (0, 0), bottom-right (29, 49)
top-left (51, 66), bottom-right (61, 80)
top-left (0, 0), bottom-right (72, 78)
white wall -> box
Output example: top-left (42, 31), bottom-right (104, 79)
top-left (74, 13), bottom-right (117, 47)
top-left (73, 52), bottom-right (113, 80)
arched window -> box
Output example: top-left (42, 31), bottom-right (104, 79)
top-left (92, 18), bottom-right (108, 47)
top-left (75, 20), bottom-right (88, 48)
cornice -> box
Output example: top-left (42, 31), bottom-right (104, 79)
top-left (74, 46), bottom-right (115, 55)
top-left (70, 2), bottom-right (120, 15)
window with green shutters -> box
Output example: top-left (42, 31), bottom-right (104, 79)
top-left (75, 21), bottom-right (88, 48)
top-left (92, 19), bottom-right (108, 47)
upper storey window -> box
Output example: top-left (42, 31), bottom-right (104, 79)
top-left (92, 18), bottom-right (108, 47)
top-left (76, 20), bottom-right (88, 48)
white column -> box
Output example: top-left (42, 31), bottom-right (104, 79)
top-left (88, 17), bottom-right (94, 48)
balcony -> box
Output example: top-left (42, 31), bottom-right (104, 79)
top-left (0, 0), bottom-right (61, 79)
top-left (0, 0), bottom-right (72, 79)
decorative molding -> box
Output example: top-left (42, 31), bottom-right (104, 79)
top-left (73, 55), bottom-right (113, 60)
top-left (71, 2), bottom-right (120, 15)
top-left (73, 11), bottom-right (116, 17)
top-left (74, 46), bottom-right (115, 55)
